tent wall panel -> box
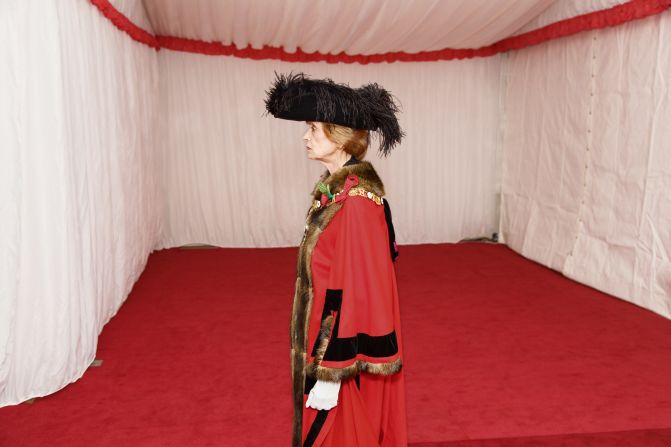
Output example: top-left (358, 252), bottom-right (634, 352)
top-left (500, 11), bottom-right (671, 318)
top-left (499, 31), bottom-right (592, 271)
top-left (155, 54), bottom-right (502, 248)
top-left (0, 0), bottom-right (160, 406)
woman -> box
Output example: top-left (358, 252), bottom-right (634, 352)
top-left (265, 73), bottom-right (407, 447)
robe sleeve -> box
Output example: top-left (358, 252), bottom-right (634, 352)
top-left (307, 194), bottom-right (403, 382)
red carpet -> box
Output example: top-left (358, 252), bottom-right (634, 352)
top-left (2, 243), bottom-right (671, 446)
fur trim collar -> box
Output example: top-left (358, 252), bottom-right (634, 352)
top-left (311, 159), bottom-right (385, 201)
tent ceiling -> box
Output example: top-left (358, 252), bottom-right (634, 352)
top-left (141, 0), bottom-right (560, 54)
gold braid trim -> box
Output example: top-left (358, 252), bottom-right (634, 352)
top-left (348, 187), bottom-right (383, 205)
top-left (310, 187), bottom-right (384, 211)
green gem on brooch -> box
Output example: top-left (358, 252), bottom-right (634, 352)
top-left (317, 182), bottom-right (334, 200)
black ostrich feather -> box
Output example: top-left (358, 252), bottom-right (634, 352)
top-left (264, 72), bottom-right (403, 156)
top-left (356, 83), bottom-right (405, 157)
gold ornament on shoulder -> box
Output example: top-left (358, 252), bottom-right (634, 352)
top-left (348, 187), bottom-right (383, 205)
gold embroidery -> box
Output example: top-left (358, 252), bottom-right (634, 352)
top-left (348, 187), bottom-right (383, 205)
top-left (309, 188), bottom-right (383, 218)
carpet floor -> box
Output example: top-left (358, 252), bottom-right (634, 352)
top-left (2, 243), bottom-right (671, 446)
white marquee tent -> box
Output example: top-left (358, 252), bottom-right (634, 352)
top-left (1, 0), bottom-right (670, 407)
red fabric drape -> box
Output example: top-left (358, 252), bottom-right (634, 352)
top-left (89, 0), bottom-right (159, 49)
top-left (304, 194), bottom-right (407, 446)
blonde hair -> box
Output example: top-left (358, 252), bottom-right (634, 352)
top-left (323, 123), bottom-right (369, 159)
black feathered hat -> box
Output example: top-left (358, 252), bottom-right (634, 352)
top-left (264, 72), bottom-right (404, 156)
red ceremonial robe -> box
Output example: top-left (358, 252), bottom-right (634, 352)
top-left (290, 158), bottom-right (407, 447)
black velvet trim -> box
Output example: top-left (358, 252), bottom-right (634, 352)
top-left (323, 330), bottom-right (399, 361)
top-left (304, 376), bottom-right (317, 395)
top-left (343, 155), bottom-right (360, 166)
top-left (383, 198), bottom-right (399, 262)
top-left (303, 410), bottom-right (329, 447)
top-left (310, 288), bottom-right (399, 362)
top-left (323, 289), bottom-right (343, 315)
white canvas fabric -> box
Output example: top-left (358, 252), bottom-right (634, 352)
top-left (500, 12), bottom-right (671, 319)
top-left (513, 0), bottom-right (628, 35)
top-left (155, 53), bottom-right (503, 248)
top-left (142, 0), bottom-right (557, 52)
top-left (0, 0), bottom-right (161, 406)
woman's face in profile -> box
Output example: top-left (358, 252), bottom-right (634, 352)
top-left (303, 121), bottom-right (339, 162)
